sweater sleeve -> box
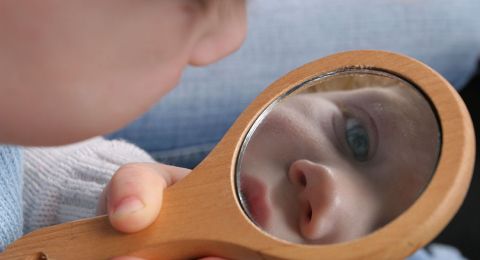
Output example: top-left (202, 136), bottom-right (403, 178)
top-left (22, 137), bottom-right (155, 234)
top-left (0, 145), bottom-right (23, 252)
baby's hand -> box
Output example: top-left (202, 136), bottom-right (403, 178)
top-left (97, 162), bottom-right (189, 233)
top-left (97, 163), bottom-right (227, 260)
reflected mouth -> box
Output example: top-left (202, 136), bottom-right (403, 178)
top-left (240, 174), bottom-right (270, 228)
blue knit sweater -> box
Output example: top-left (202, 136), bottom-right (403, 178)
top-left (0, 145), bottom-right (23, 252)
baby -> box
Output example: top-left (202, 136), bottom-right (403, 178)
top-left (238, 73), bottom-right (440, 244)
top-left (0, 1), bottom-right (246, 259)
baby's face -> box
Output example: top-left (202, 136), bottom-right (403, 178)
top-left (0, 0), bottom-right (246, 145)
top-left (239, 83), bottom-right (439, 244)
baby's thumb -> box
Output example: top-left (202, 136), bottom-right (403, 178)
top-left (105, 163), bottom-right (189, 233)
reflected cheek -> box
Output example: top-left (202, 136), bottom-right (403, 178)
top-left (336, 178), bottom-right (382, 241)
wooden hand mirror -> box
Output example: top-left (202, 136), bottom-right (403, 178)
top-left (1, 50), bottom-right (475, 260)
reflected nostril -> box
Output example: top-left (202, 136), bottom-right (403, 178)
top-left (306, 203), bottom-right (312, 223)
top-left (299, 172), bottom-right (307, 187)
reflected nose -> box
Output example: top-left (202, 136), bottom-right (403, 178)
top-left (288, 159), bottom-right (338, 240)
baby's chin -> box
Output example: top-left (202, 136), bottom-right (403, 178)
top-left (1, 111), bottom-right (135, 146)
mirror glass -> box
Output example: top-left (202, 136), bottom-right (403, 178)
top-left (236, 69), bottom-right (441, 244)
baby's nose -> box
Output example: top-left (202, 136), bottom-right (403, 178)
top-left (288, 159), bottom-right (339, 241)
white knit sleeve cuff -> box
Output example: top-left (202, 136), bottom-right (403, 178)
top-left (23, 137), bottom-right (155, 233)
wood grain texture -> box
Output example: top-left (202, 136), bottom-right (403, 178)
top-left (0, 50), bottom-right (475, 260)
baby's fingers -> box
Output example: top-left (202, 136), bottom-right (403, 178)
top-left (102, 162), bottom-right (190, 233)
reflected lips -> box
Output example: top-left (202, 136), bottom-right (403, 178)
top-left (241, 174), bottom-right (270, 227)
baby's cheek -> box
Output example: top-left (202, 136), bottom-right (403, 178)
top-left (340, 174), bottom-right (383, 238)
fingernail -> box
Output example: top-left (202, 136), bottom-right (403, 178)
top-left (112, 196), bottom-right (145, 217)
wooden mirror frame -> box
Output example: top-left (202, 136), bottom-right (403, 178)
top-left (1, 50), bottom-right (475, 260)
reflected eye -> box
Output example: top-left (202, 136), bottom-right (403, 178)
top-left (345, 117), bottom-right (369, 161)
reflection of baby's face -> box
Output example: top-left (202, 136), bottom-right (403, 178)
top-left (239, 85), bottom-right (439, 244)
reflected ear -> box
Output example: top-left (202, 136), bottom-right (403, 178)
top-left (188, 0), bottom-right (246, 66)
top-left (288, 159), bottom-right (339, 241)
